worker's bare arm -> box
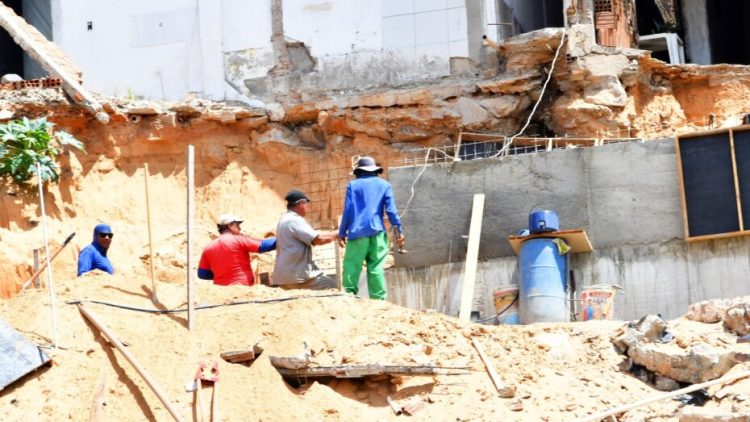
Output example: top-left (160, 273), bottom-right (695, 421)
top-left (312, 230), bottom-right (339, 246)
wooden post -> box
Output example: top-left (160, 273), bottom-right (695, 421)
top-left (471, 337), bottom-right (514, 398)
top-left (458, 194), bottom-right (484, 322)
top-left (32, 249), bottom-right (40, 288)
top-left (187, 145), bottom-right (195, 331)
top-left (36, 162), bottom-right (58, 349)
top-left (144, 163), bottom-right (159, 304)
top-left (77, 304), bottom-right (184, 421)
top-left (334, 216), bottom-right (343, 291)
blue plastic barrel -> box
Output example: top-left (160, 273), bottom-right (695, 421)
top-left (519, 238), bottom-right (568, 324)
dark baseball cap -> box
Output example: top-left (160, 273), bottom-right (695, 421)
top-left (285, 190), bottom-right (310, 205)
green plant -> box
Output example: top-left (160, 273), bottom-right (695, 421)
top-left (0, 117), bottom-right (84, 183)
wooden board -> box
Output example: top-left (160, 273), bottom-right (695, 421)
top-left (733, 128), bottom-right (750, 226)
top-left (458, 194), bottom-right (484, 323)
top-left (507, 229), bottom-right (592, 256)
top-left (0, 318), bottom-right (50, 390)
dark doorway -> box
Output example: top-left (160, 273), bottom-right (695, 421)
top-left (706, 0), bottom-right (750, 65)
top-left (508, 0), bottom-right (564, 34)
top-left (0, 0), bottom-right (24, 77)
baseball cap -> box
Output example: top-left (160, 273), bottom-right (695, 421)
top-left (216, 213), bottom-right (243, 226)
top-left (285, 190), bottom-right (310, 205)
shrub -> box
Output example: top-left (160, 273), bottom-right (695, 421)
top-left (0, 117), bottom-right (84, 183)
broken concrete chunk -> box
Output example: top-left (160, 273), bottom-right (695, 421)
top-left (725, 304), bottom-right (750, 335)
top-left (686, 298), bottom-right (734, 323)
top-left (453, 97), bottom-right (489, 128)
top-left (636, 314), bottom-right (669, 342)
top-left (583, 75), bottom-right (628, 107)
top-left (679, 407), bottom-right (750, 422)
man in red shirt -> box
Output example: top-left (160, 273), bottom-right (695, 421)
top-left (197, 213), bottom-right (276, 286)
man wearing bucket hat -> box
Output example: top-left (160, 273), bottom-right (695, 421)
top-left (197, 213), bottom-right (276, 286)
top-left (271, 190), bottom-right (339, 290)
top-left (338, 156), bottom-right (404, 300)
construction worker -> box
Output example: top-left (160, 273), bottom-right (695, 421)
top-left (77, 223), bottom-right (115, 276)
top-left (338, 156), bottom-right (404, 300)
top-left (197, 214), bottom-right (276, 286)
top-left (271, 190), bottom-right (339, 290)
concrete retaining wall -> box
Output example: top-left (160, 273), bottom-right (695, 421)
top-left (386, 139), bottom-right (750, 320)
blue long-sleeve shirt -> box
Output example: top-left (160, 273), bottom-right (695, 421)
top-left (339, 174), bottom-right (402, 241)
top-left (77, 223), bottom-right (114, 276)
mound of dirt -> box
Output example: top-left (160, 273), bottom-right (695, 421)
top-left (0, 270), bottom-right (701, 421)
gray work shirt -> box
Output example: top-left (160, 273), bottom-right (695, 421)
top-left (272, 210), bottom-right (322, 285)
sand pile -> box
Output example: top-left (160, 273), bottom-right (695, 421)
top-left (1, 270), bottom-right (724, 421)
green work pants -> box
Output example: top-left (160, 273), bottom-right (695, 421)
top-left (342, 231), bottom-right (389, 300)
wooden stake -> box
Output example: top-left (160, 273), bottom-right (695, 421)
top-left (89, 373), bottom-right (107, 422)
top-left (36, 163), bottom-right (58, 349)
top-left (144, 163), bottom-right (159, 304)
top-left (32, 249), bottom-right (40, 288)
top-left (187, 145), bottom-right (195, 331)
top-left (20, 232), bottom-right (75, 292)
top-left (576, 370), bottom-right (750, 422)
top-left (77, 304), bottom-right (184, 422)
top-left (471, 337), bottom-right (515, 398)
top-left (459, 194), bottom-right (484, 322)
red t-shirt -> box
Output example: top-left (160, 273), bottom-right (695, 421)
top-left (198, 233), bottom-right (262, 286)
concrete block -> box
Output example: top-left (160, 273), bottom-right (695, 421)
top-left (415, 10), bottom-right (448, 46)
top-left (382, 0), bottom-right (413, 17)
top-left (449, 57), bottom-right (477, 77)
top-left (447, 7), bottom-right (467, 41)
top-left (579, 53), bottom-right (631, 77)
top-left (415, 0), bottom-right (447, 13)
top-left (383, 15), bottom-right (416, 50)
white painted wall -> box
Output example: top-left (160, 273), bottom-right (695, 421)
top-left (681, 0), bottom-right (711, 65)
top-left (47, 0), bottom-right (471, 101)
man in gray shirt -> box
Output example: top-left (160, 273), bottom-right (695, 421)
top-left (272, 190), bottom-right (339, 290)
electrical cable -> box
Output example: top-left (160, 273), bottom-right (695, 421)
top-left (66, 293), bottom-right (346, 314)
top-left (489, 27), bottom-right (567, 159)
top-left (399, 147), bottom-right (453, 219)
top-left (475, 295), bottom-right (518, 324)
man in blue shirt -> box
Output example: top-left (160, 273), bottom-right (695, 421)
top-left (338, 156), bottom-right (404, 300)
top-left (77, 223), bottom-right (115, 276)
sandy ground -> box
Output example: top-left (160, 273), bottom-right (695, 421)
top-left (3, 269), bottom-right (726, 422)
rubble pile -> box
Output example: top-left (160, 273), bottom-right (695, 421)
top-left (4, 270), bottom-right (750, 420)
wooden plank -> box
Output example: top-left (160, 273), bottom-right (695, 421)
top-left (729, 128), bottom-right (744, 231)
top-left (458, 194), bottom-right (485, 323)
top-left (507, 229), bottom-right (592, 256)
top-left (674, 137), bottom-right (691, 239)
top-left (0, 318), bottom-right (50, 390)
top-left (77, 304), bottom-right (184, 422)
top-left (187, 146), bottom-right (195, 331)
top-left (685, 230), bottom-right (750, 243)
top-left (471, 337), bottom-right (515, 398)
top-left (270, 362), bottom-right (470, 378)
top-left (733, 128), bottom-right (750, 228)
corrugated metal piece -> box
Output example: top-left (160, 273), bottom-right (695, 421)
top-left (0, 318), bottom-right (50, 390)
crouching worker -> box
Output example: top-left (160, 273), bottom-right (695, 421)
top-left (77, 223), bottom-right (115, 276)
top-left (197, 214), bottom-right (276, 286)
top-left (271, 190), bottom-right (339, 291)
